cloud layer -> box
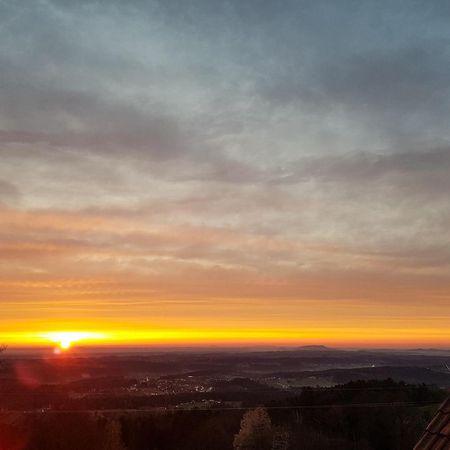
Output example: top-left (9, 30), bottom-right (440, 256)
top-left (1, 0), bottom-right (449, 345)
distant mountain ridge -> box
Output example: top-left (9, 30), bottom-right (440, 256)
top-left (296, 345), bottom-right (331, 351)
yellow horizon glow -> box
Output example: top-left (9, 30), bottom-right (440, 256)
top-left (39, 331), bottom-right (108, 350)
top-left (0, 326), bottom-right (449, 349)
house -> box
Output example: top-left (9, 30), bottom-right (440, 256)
top-left (414, 397), bottom-right (450, 449)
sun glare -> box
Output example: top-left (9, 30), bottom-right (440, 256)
top-left (41, 331), bottom-right (106, 351)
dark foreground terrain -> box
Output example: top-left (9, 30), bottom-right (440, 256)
top-left (1, 346), bottom-right (449, 449)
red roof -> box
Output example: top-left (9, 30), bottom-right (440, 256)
top-left (414, 397), bottom-right (450, 450)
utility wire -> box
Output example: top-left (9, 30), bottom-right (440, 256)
top-left (3, 400), bottom-right (442, 414)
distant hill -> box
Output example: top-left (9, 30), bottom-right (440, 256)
top-left (272, 366), bottom-right (450, 387)
top-left (296, 345), bottom-right (331, 351)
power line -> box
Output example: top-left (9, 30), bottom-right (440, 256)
top-left (4, 400), bottom-right (442, 414)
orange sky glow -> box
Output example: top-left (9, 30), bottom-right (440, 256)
top-left (1, 1), bottom-right (449, 350)
top-left (1, 206), bottom-right (449, 349)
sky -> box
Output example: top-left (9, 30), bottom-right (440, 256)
top-left (0, 0), bottom-right (449, 348)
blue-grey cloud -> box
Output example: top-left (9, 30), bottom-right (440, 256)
top-left (0, 179), bottom-right (20, 206)
top-left (0, 0), bottom-right (449, 282)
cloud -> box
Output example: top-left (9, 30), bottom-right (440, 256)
top-left (0, 0), bottom-right (449, 336)
top-left (279, 147), bottom-right (450, 189)
top-left (0, 180), bottom-right (20, 206)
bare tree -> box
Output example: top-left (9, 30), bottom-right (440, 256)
top-left (272, 426), bottom-right (291, 450)
top-left (234, 407), bottom-right (273, 450)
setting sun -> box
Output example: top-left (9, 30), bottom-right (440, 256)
top-left (41, 332), bottom-right (107, 350)
top-left (59, 338), bottom-right (71, 350)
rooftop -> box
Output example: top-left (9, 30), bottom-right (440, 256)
top-left (414, 397), bottom-right (450, 450)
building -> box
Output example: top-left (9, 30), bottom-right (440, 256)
top-left (414, 397), bottom-right (450, 449)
